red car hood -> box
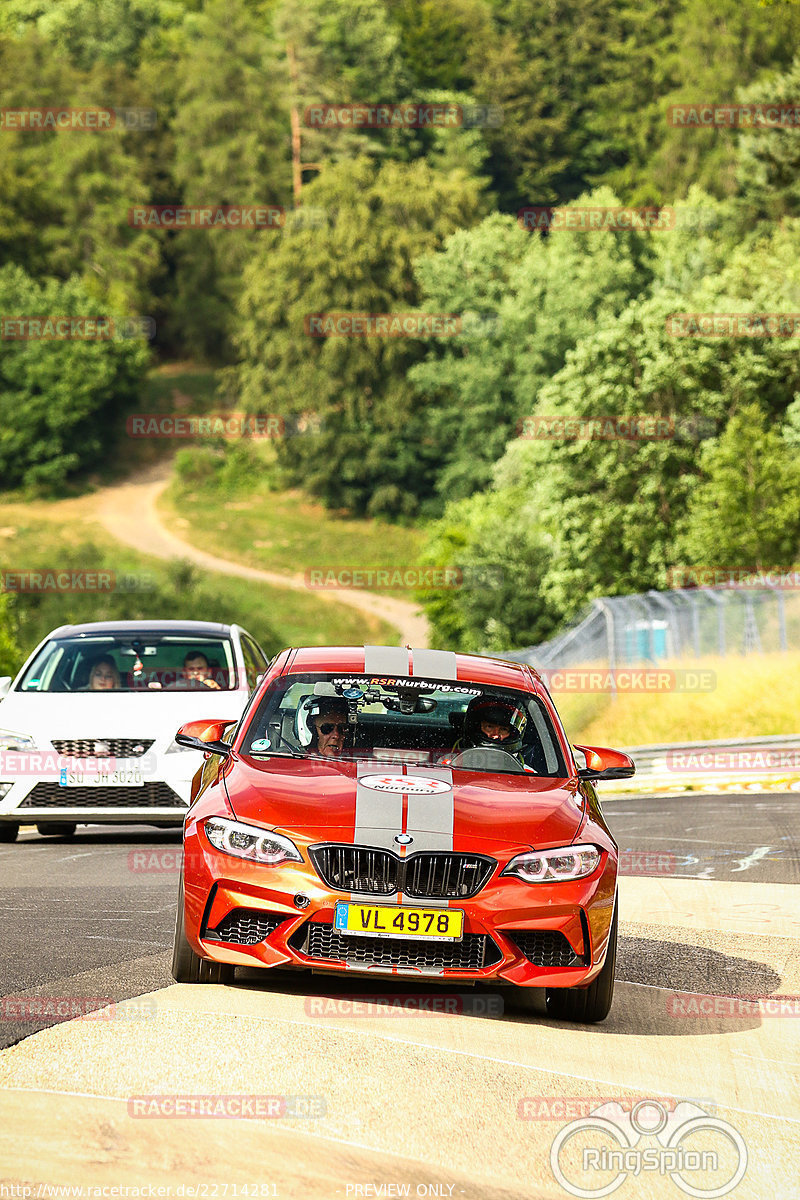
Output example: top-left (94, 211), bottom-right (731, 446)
top-left (226, 756), bottom-right (584, 854)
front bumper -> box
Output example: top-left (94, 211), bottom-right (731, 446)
top-left (182, 827), bottom-right (617, 988)
top-left (0, 771), bottom-right (191, 825)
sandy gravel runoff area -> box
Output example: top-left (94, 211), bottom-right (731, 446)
top-left (1, 875), bottom-right (798, 1198)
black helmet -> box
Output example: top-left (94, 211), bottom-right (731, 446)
top-left (462, 696), bottom-right (526, 753)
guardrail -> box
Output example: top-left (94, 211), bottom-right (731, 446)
top-left (609, 734), bottom-right (800, 793)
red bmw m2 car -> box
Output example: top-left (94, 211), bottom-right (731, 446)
top-left (171, 645), bottom-right (634, 1022)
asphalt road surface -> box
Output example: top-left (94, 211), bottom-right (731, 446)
top-left (0, 793), bottom-right (797, 1198)
top-left (0, 793), bottom-right (796, 1049)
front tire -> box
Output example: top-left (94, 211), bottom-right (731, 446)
top-left (0, 824), bottom-right (19, 843)
top-left (171, 873), bottom-right (234, 984)
top-left (545, 899), bottom-right (618, 1024)
top-left (37, 823), bottom-right (77, 837)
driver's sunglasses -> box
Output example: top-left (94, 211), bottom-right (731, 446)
top-left (319, 722), bottom-right (348, 735)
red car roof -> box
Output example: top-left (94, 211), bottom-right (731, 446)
top-left (282, 645), bottom-right (543, 693)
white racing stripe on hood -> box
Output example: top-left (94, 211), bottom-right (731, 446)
top-left (352, 760), bottom-right (402, 902)
top-left (403, 766), bottom-right (454, 909)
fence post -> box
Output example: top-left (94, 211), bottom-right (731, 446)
top-left (597, 598), bottom-right (617, 700)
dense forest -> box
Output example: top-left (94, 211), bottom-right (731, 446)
top-left (1, 0), bottom-right (799, 651)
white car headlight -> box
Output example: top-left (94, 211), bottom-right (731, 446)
top-left (203, 817), bottom-right (302, 866)
top-left (0, 729), bottom-right (36, 753)
top-left (502, 844), bottom-right (602, 884)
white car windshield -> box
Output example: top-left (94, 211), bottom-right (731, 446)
top-left (243, 672), bottom-right (566, 776)
top-left (17, 635), bottom-right (237, 693)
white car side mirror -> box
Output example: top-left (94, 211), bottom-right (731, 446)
top-left (0, 677), bottom-right (12, 700)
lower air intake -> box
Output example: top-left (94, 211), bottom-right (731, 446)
top-left (290, 922), bottom-right (502, 972)
top-left (507, 929), bottom-right (582, 968)
top-left (205, 909), bottom-right (285, 946)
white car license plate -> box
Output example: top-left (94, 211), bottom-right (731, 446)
top-left (61, 769), bottom-right (144, 787)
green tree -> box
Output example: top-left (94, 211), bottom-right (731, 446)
top-left (166, 0), bottom-right (291, 359)
top-left (0, 265), bottom-right (151, 491)
top-left (0, 0), bottom-right (199, 70)
top-left (0, 34), bottom-right (161, 313)
top-left (409, 190), bottom-right (653, 501)
top-left (234, 156), bottom-right (486, 517)
top-left (682, 404), bottom-right (800, 568)
top-left (736, 55), bottom-right (800, 221)
top-left (416, 486), bottom-right (558, 652)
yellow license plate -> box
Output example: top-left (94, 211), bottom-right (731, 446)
top-left (334, 902), bottom-right (464, 941)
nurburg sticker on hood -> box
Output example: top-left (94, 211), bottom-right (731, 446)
top-left (359, 774), bottom-right (452, 795)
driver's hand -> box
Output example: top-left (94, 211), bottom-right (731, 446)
top-left (202, 678), bottom-right (221, 689)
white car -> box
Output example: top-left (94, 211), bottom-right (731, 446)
top-left (0, 620), bottom-right (270, 841)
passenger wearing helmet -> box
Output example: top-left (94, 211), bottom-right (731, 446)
top-left (455, 696), bottom-right (527, 764)
top-left (307, 697), bottom-right (351, 757)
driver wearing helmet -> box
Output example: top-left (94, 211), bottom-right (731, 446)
top-left (306, 697), bottom-right (352, 757)
top-left (455, 696), bottom-right (527, 764)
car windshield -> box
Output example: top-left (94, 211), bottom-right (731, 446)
top-left (242, 672), bottom-right (566, 776)
top-left (17, 634), bottom-right (237, 693)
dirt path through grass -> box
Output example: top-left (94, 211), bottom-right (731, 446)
top-left (93, 462), bottom-right (429, 647)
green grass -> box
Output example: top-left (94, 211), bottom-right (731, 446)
top-left (161, 450), bottom-right (426, 595)
top-left (554, 652), bottom-right (800, 746)
top-left (99, 362), bottom-right (223, 482)
top-left (0, 503), bottom-right (398, 671)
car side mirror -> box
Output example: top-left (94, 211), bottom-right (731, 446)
top-left (175, 718), bottom-right (237, 758)
top-left (574, 743), bottom-right (635, 781)
top-left (0, 677), bottom-right (11, 700)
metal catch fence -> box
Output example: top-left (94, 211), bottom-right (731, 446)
top-left (505, 585), bottom-right (799, 670)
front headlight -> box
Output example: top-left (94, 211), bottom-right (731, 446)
top-left (502, 844), bottom-right (602, 884)
top-left (0, 729), bottom-right (36, 753)
top-left (203, 817), bottom-right (302, 866)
